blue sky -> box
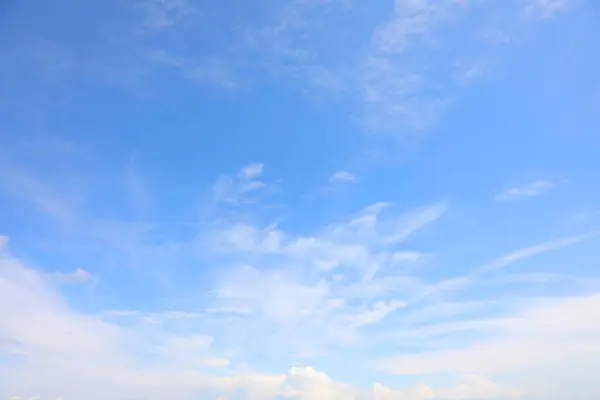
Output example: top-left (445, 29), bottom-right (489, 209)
top-left (1, 0), bottom-right (600, 399)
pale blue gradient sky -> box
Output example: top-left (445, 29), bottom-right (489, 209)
top-left (1, 0), bottom-right (599, 399)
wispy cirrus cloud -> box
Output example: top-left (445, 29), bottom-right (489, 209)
top-left (201, 172), bottom-right (448, 356)
top-left (329, 170), bottom-right (357, 183)
top-left (212, 163), bottom-right (270, 205)
top-left (2, 0), bottom-right (580, 136)
top-left (53, 268), bottom-right (93, 285)
top-left (0, 161), bottom-right (79, 225)
top-left (494, 179), bottom-right (559, 201)
top-left (420, 231), bottom-right (599, 299)
top-left (379, 293), bottom-right (600, 381)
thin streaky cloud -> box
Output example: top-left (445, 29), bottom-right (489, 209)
top-left (53, 268), bottom-right (93, 285)
top-left (494, 180), bottom-right (557, 201)
top-left (329, 171), bottom-right (356, 183)
top-left (378, 293), bottom-right (600, 377)
top-left (475, 231), bottom-right (600, 275)
top-left (422, 231), bottom-right (600, 299)
top-left (0, 164), bottom-right (78, 225)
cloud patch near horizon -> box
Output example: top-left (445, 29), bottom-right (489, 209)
top-left (2, 248), bottom-right (599, 399)
top-left (1, 160), bottom-right (600, 399)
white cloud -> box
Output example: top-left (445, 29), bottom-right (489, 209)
top-left (277, 366), bottom-right (354, 400)
top-left (0, 252), bottom-right (276, 399)
top-left (330, 171), bottom-right (357, 183)
top-left (53, 268), bottom-right (93, 285)
top-left (0, 257), bottom-right (123, 365)
top-left (212, 200), bottom-right (444, 263)
top-left (524, 0), bottom-right (572, 19)
top-left (361, 0), bottom-right (490, 133)
top-left (212, 164), bottom-right (270, 204)
top-left (275, 367), bottom-right (524, 400)
top-left (345, 300), bottom-right (407, 328)
top-left (373, 382), bottom-right (435, 400)
top-left (379, 293), bottom-right (600, 377)
top-left (158, 334), bottom-right (231, 368)
top-left (421, 231), bottom-right (599, 298)
top-left (435, 374), bottom-right (524, 399)
top-left (494, 180), bottom-right (557, 201)
top-left (205, 199), bottom-right (445, 356)
top-left (240, 163), bottom-right (264, 179)
top-left (0, 251), bottom-right (536, 400)
top-left (214, 265), bottom-right (332, 325)
top-left (3, 191), bottom-right (600, 399)
top-left (475, 231), bottom-right (598, 275)
top-left (391, 250), bottom-right (425, 263)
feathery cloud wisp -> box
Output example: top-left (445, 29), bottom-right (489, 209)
top-left (53, 268), bottom-right (93, 285)
top-left (495, 180), bottom-right (558, 201)
top-left (329, 171), bottom-right (357, 183)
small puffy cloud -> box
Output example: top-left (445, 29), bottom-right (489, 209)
top-left (53, 268), bottom-right (93, 284)
top-left (278, 366), bottom-right (353, 399)
top-left (494, 180), bottom-right (557, 201)
top-left (240, 163), bottom-right (264, 179)
top-left (329, 171), bottom-right (357, 183)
